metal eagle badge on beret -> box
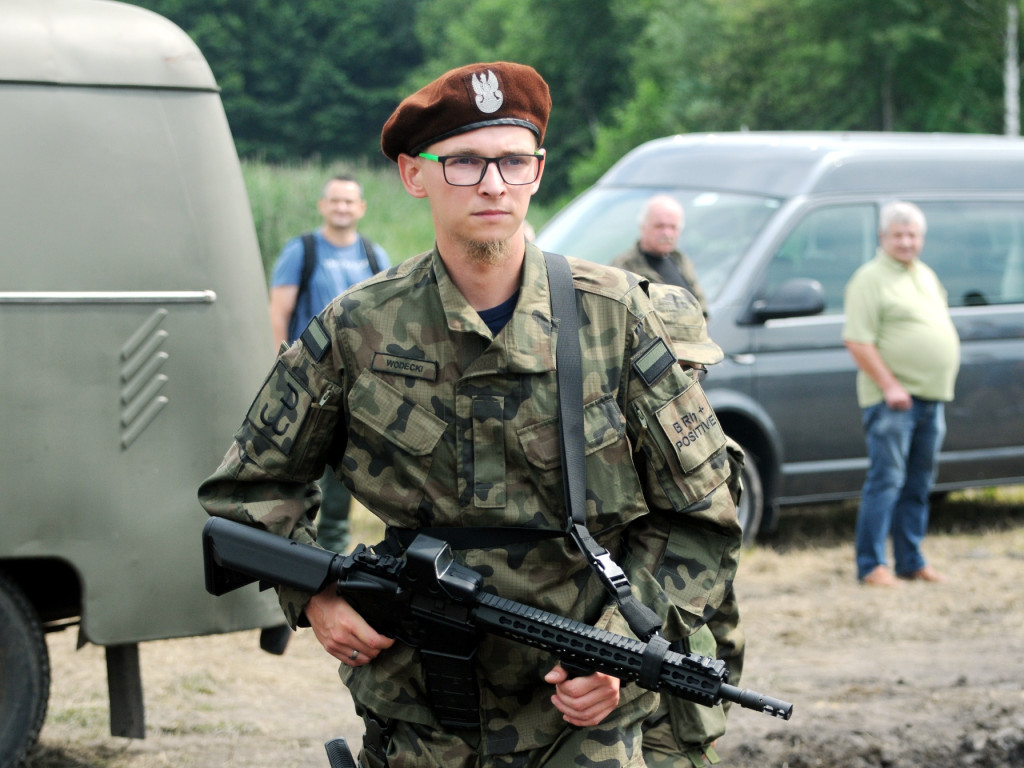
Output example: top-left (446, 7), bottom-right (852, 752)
top-left (472, 70), bottom-right (503, 113)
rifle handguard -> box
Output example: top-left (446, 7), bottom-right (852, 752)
top-left (202, 518), bottom-right (794, 720)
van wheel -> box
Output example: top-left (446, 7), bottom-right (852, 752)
top-left (735, 446), bottom-right (764, 547)
top-left (0, 572), bottom-right (50, 768)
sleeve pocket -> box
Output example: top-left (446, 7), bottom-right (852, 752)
top-left (656, 522), bottom-right (731, 623)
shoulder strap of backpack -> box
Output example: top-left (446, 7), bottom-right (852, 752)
top-left (299, 232), bottom-right (317, 298)
top-left (302, 233), bottom-right (380, 293)
top-left (360, 235), bottom-right (381, 274)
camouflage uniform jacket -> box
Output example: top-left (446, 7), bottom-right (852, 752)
top-left (612, 242), bottom-right (708, 314)
top-left (198, 243), bottom-right (740, 756)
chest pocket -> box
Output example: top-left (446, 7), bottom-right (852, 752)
top-left (517, 394), bottom-right (641, 530)
top-left (346, 370), bottom-right (447, 518)
top-left (518, 393), bottom-right (626, 470)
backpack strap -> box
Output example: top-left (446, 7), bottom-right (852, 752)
top-left (361, 235), bottom-right (382, 274)
top-left (299, 232), bottom-right (317, 299)
top-left (303, 233), bottom-right (381, 293)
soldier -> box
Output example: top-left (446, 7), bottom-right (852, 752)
top-left (199, 61), bottom-right (740, 767)
top-left (644, 283), bottom-right (747, 768)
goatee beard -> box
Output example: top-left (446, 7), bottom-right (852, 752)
top-left (465, 238), bottom-right (512, 266)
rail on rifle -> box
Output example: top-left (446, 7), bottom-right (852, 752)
top-left (202, 517), bottom-right (794, 721)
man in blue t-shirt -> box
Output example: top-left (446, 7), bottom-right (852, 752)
top-left (268, 174), bottom-right (390, 554)
top-left (270, 174), bottom-right (390, 349)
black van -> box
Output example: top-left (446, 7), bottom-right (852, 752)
top-left (536, 132), bottom-right (1024, 541)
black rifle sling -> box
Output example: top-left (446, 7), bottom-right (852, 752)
top-left (544, 252), bottom-right (663, 643)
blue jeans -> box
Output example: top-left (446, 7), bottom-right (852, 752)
top-left (855, 398), bottom-right (946, 580)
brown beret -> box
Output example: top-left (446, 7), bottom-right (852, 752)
top-left (649, 283), bottom-right (724, 366)
top-left (381, 61), bottom-right (551, 162)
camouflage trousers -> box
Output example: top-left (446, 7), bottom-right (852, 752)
top-left (355, 694), bottom-right (653, 768)
top-left (314, 468), bottom-right (351, 554)
top-left (640, 624), bottom-right (728, 768)
top-left (642, 697), bottom-right (721, 768)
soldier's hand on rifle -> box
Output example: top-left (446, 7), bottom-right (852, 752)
top-left (544, 663), bottom-right (620, 727)
top-left (306, 586), bottom-right (394, 667)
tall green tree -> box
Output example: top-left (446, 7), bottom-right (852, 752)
top-left (404, 0), bottom-right (645, 201)
top-left (129, 0), bottom-right (423, 162)
top-left (127, 0), bottom-right (1020, 200)
top-left (708, 0), bottom-right (1009, 133)
top-left (572, 0), bottom-right (723, 189)
top-left (574, 0), bottom-right (1019, 192)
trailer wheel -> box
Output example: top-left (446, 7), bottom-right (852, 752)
top-left (0, 572), bottom-right (49, 768)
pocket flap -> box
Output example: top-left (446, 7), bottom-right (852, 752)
top-left (348, 370), bottom-right (447, 456)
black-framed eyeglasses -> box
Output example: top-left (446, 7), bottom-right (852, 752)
top-left (418, 152), bottom-right (544, 186)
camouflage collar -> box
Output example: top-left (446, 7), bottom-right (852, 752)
top-left (431, 245), bottom-right (555, 375)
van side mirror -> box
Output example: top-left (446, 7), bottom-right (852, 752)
top-left (747, 278), bottom-right (826, 323)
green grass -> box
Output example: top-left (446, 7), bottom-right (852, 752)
top-left (764, 485), bottom-right (1024, 552)
top-left (48, 706), bottom-right (109, 730)
top-left (242, 158), bottom-right (560, 281)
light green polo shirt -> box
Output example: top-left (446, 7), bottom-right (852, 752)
top-left (843, 248), bottom-right (960, 407)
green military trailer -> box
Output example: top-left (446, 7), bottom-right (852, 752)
top-left (0, 1), bottom-right (286, 764)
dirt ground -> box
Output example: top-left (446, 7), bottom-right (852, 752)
top-left (24, 492), bottom-right (1024, 768)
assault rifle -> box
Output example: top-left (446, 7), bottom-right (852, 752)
top-left (202, 517), bottom-right (793, 725)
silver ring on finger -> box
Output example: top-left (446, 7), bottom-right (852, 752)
top-left (350, 649), bottom-right (359, 661)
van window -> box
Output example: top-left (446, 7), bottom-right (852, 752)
top-left (762, 205), bottom-right (876, 313)
top-left (917, 202), bottom-right (1024, 308)
top-left (536, 188), bottom-right (781, 300)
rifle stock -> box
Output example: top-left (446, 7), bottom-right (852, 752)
top-left (202, 517), bottom-right (793, 721)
